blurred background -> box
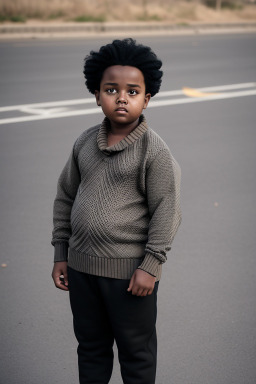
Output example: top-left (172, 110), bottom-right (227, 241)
top-left (0, 2), bottom-right (256, 384)
top-left (0, 0), bottom-right (256, 23)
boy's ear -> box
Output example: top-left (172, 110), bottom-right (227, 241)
top-left (143, 93), bottom-right (151, 110)
top-left (95, 90), bottom-right (101, 106)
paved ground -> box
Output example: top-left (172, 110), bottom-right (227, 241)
top-left (0, 33), bottom-right (256, 384)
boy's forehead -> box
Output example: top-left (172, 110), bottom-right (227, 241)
top-left (101, 65), bottom-right (145, 84)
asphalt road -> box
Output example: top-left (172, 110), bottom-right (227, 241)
top-left (0, 33), bottom-right (256, 384)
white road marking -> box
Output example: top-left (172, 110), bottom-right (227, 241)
top-left (20, 107), bottom-right (69, 115)
top-left (0, 97), bottom-right (96, 113)
top-left (0, 107), bottom-right (102, 125)
top-left (1, 82), bottom-right (255, 113)
top-left (0, 82), bottom-right (255, 125)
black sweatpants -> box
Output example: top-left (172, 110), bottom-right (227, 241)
top-left (68, 266), bottom-right (159, 384)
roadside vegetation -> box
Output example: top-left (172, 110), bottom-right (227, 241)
top-left (0, 0), bottom-right (255, 23)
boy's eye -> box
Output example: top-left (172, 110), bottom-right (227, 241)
top-left (129, 90), bottom-right (138, 95)
top-left (106, 88), bottom-right (117, 94)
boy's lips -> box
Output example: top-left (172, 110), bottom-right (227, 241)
top-left (115, 107), bottom-right (128, 112)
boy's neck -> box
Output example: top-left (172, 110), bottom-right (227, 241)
top-left (109, 118), bottom-right (139, 136)
top-left (107, 118), bottom-right (140, 146)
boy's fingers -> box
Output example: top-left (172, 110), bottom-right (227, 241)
top-left (128, 270), bottom-right (155, 296)
top-left (55, 276), bottom-right (69, 291)
top-left (138, 288), bottom-right (145, 296)
top-left (134, 286), bottom-right (154, 296)
top-left (136, 289), bottom-right (146, 297)
top-left (58, 284), bottom-right (69, 291)
top-left (132, 286), bottom-right (142, 296)
top-left (141, 289), bottom-right (149, 297)
top-left (130, 281), bottom-right (138, 295)
top-left (59, 274), bottom-right (69, 288)
top-left (52, 269), bottom-right (69, 291)
top-left (51, 261), bottom-right (69, 291)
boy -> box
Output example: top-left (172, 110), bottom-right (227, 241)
top-left (51, 38), bottom-right (181, 384)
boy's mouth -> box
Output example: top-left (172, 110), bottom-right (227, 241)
top-left (115, 107), bottom-right (128, 112)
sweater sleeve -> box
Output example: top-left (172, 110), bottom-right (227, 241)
top-left (137, 147), bottom-right (181, 276)
top-left (51, 144), bottom-right (81, 262)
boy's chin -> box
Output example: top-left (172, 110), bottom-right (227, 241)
top-left (109, 117), bottom-right (140, 127)
top-left (106, 113), bottom-right (142, 124)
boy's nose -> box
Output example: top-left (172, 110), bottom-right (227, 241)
top-left (116, 92), bottom-right (127, 104)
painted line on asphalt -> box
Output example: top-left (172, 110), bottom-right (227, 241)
top-left (0, 107), bottom-right (102, 125)
top-left (0, 83), bottom-right (255, 125)
top-left (155, 82), bottom-right (256, 98)
top-left (149, 89), bottom-right (256, 108)
top-left (182, 87), bottom-right (218, 97)
top-left (0, 97), bottom-right (96, 113)
top-left (20, 106), bottom-right (69, 115)
top-left (0, 82), bottom-right (255, 113)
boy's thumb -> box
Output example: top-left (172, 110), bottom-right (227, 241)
top-left (127, 274), bottom-right (134, 292)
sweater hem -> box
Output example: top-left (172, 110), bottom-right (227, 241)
top-left (68, 248), bottom-right (161, 280)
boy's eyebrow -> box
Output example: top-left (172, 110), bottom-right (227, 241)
top-left (103, 82), bottom-right (118, 86)
top-left (127, 83), bottom-right (141, 88)
top-left (103, 82), bottom-right (141, 88)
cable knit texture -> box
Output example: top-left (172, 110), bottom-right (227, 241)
top-left (52, 115), bottom-right (181, 281)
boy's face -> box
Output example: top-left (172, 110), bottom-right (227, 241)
top-left (95, 65), bottom-right (151, 130)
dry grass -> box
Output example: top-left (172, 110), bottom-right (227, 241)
top-left (0, 0), bottom-right (256, 23)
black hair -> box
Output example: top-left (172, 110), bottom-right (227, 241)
top-left (83, 38), bottom-right (163, 97)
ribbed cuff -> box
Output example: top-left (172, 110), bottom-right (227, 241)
top-left (54, 242), bottom-right (69, 262)
top-left (137, 252), bottom-right (162, 277)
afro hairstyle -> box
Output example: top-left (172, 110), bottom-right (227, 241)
top-left (83, 38), bottom-right (163, 97)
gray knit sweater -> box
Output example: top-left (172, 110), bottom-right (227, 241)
top-left (52, 115), bottom-right (181, 281)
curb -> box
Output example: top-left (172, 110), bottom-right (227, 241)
top-left (1, 21), bottom-right (256, 39)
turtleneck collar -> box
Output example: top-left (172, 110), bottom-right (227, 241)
top-left (97, 115), bottom-right (148, 156)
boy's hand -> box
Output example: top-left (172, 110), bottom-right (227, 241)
top-left (127, 269), bottom-right (156, 297)
top-left (51, 261), bottom-right (69, 291)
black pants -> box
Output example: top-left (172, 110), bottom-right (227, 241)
top-left (68, 266), bottom-right (158, 384)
